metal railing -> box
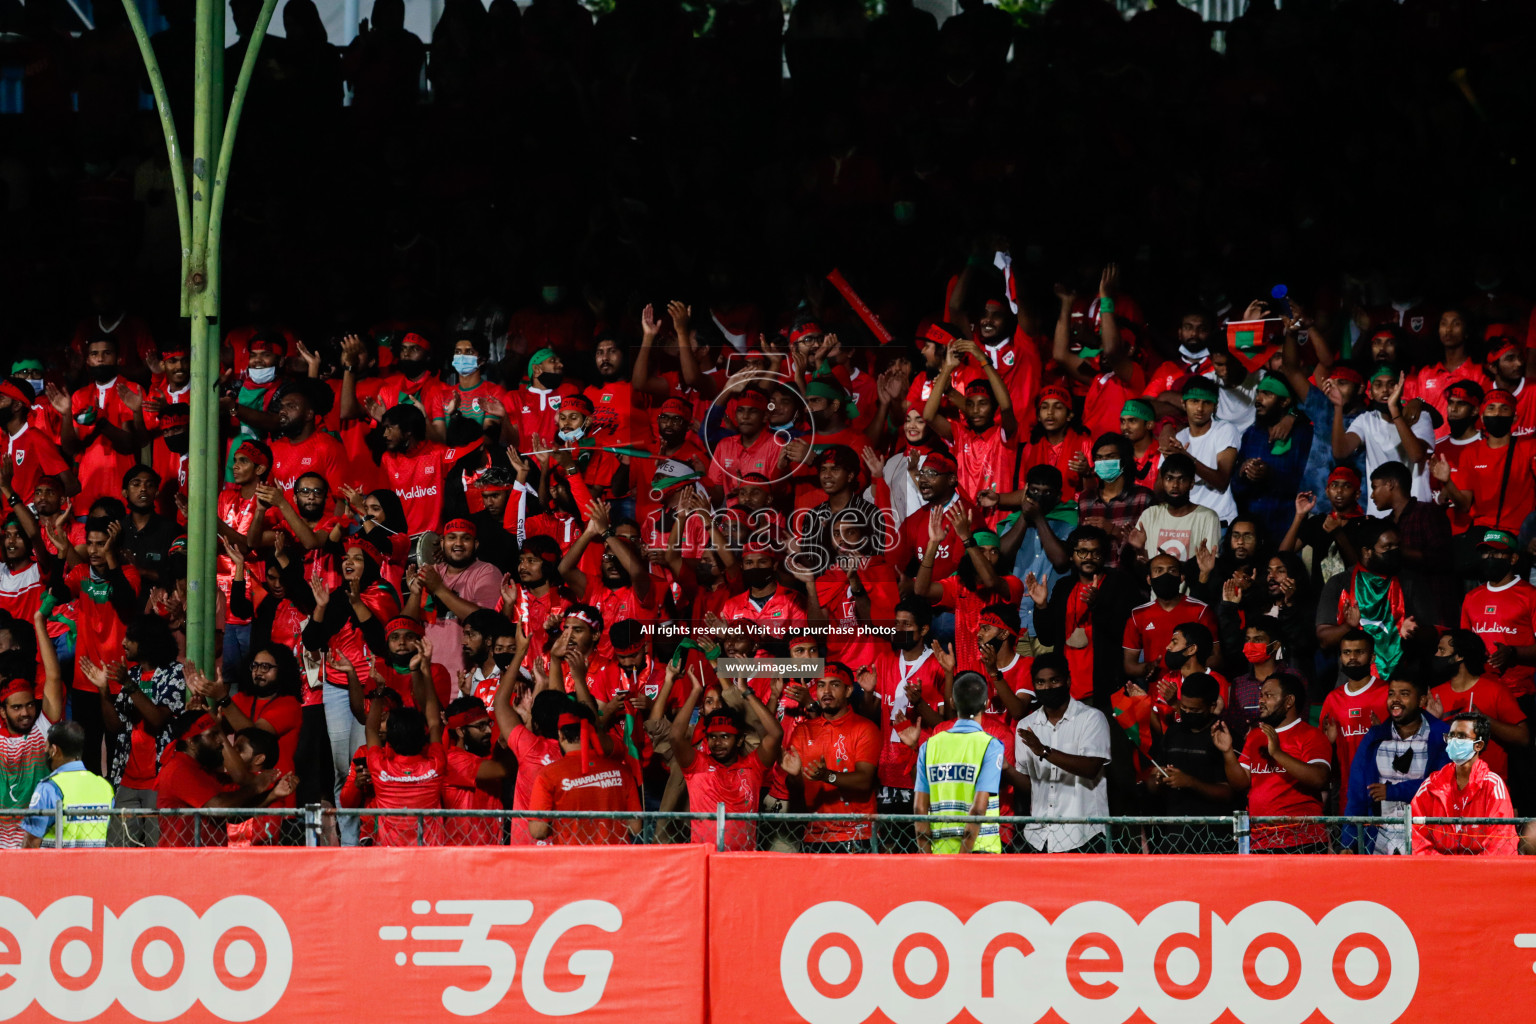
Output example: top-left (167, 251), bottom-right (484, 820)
top-left (5, 807), bottom-right (1531, 854)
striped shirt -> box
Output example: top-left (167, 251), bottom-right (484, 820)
top-left (0, 713), bottom-right (51, 849)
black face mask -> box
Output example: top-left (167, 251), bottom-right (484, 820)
top-left (1430, 654), bottom-right (1460, 681)
top-left (397, 356), bottom-right (430, 380)
top-left (1371, 550), bottom-right (1401, 576)
top-left (1483, 415), bottom-right (1514, 439)
top-left (1036, 686), bottom-right (1070, 709)
top-left (890, 630), bottom-right (915, 651)
top-left (1481, 554), bottom-right (1512, 582)
top-left (1341, 659), bottom-right (1371, 681)
top-left (1149, 574), bottom-right (1183, 601)
top-left (164, 432), bottom-right (190, 454)
top-left (1164, 648), bottom-right (1189, 671)
top-left (1448, 414), bottom-right (1476, 436)
top-left (1178, 711), bottom-right (1210, 732)
top-left (389, 652), bottom-right (415, 671)
top-left (88, 364), bottom-right (117, 384)
top-left (493, 651), bottom-right (515, 670)
top-left (537, 371), bottom-right (563, 389)
top-left (741, 567), bottom-right (775, 589)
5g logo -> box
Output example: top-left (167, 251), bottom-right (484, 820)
top-left (0, 894), bottom-right (292, 1021)
top-left (780, 899), bottom-right (1418, 1024)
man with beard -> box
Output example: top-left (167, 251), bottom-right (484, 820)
top-left (914, 503), bottom-right (1020, 673)
top-left (869, 597), bottom-right (949, 820)
top-left (671, 671), bottom-right (783, 851)
top-left (1213, 672), bottom-right (1331, 852)
top-left (155, 713), bottom-right (295, 848)
top-left (1145, 309), bottom-right (1218, 420)
top-left (1340, 673), bottom-right (1450, 854)
top-left (705, 388), bottom-right (780, 504)
top-left (557, 499), bottom-right (655, 660)
top-left (253, 472), bottom-right (344, 574)
top-left (503, 536), bottom-right (572, 678)
top-left (893, 451), bottom-right (983, 584)
top-left (1318, 520), bottom-right (1437, 679)
top-left (354, 331), bottom-right (449, 419)
top-left (117, 465), bottom-right (179, 584)
top-left (635, 396), bottom-right (709, 532)
top-left (543, 394), bottom-right (625, 501)
top-left (970, 290), bottom-right (1044, 429)
top-left (148, 403), bottom-right (191, 502)
top-left (1029, 525), bottom-right (1138, 709)
top-left (0, 614), bottom-right (65, 849)
top-left (1426, 379), bottom-right (1485, 538)
top-left (459, 608), bottom-right (514, 716)
top-left (974, 603), bottom-right (1035, 717)
top-left (781, 663), bottom-right (881, 852)
top-left (1233, 376), bottom-right (1314, 541)
top-left (1428, 628), bottom-right (1529, 785)
top-left (511, 348), bottom-right (580, 452)
top-left (463, 466), bottom-right (518, 572)
top-left (441, 696), bottom-right (510, 846)
top-left (1482, 326), bottom-right (1536, 437)
top-left (779, 380), bottom-right (871, 504)
top-left (55, 335), bottom-right (144, 511)
top-left (0, 376), bottom-right (73, 503)
top-left (923, 339), bottom-right (1019, 500)
top-left (1281, 467), bottom-right (1372, 595)
top-left (1014, 653), bottom-right (1114, 853)
top-left (1145, 672), bottom-right (1232, 851)
top-left (718, 543), bottom-right (807, 639)
top-left (1123, 554), bottom-right (1218, 684)
top-left (217, 441), bottom-right (270, 671)
top-left (1128, 453), bottom-right (1221, 565)
top-left (0, 511), bottom-right (43, 623)
top-left (1433, 390), bottom-right (1536, 537)
top-left (1319, 629), bottom-right (1389, 811)
top-left (585, 334), bottom-right (653, 450)
top-left (1368, 460), bottom-right (1456, 624)
top-left (409, 518), bottom-right (500, 681)
top-left (1457, 529), bottom-right (1536, 708)
top-left (266, 379), bottom-right (345, 491)
top-left (141, 346), bottom-right (191, 435)
top-left (379, 404), bottom-right (453, 540)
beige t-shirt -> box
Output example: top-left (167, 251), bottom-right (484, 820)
top-left (1135, 503), bottom-right (1223, 563)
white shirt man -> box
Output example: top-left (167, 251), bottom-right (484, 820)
top-left (1013, 658), bottom-right (1113, 853)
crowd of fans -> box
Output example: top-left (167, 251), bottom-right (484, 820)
top-left (2, 0), bottom-right (1535, 854)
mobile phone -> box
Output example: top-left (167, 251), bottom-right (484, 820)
top-left (352, 757), bottom-right (366, 769)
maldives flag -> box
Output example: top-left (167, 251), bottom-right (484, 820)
top-left (1111, 689), bottom-right (1155, 773)
top-left (1226, 318), bottom-right (1281, 372)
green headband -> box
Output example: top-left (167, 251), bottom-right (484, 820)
top-left (527, 348), bottom-right (557, 374)
top-left (1255, 375), bottom-right (1293, 401)
top-left (804, 381), bottom-right (847, 404)
top-left (1182, 381), bottom-right (1219, 402)
top-left (1120, 398), bottom-right (1155, 422)
top-left (10, 359), bottom-right (43, 374)
top-left (972, 530), bottom-right (1000, 548)
top-left (1370, 364), bottom-right (1397, 382)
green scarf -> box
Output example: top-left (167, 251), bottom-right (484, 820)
top-left (1349, 568), bottom-right (1404, 676)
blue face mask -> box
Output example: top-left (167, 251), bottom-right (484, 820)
top-left (1093, 459), bottom-right (1123, 482)
top-left (452, 354), bottom-right (479, 376)
top-left (1446, 737), bottom-right (1478, 765)
top-left (25, 379), bottom-right (43, 395)
top-left (557, 427), bottom-right (584, 442)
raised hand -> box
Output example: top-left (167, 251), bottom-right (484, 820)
top-left (926, 507), bottom-right (946, 547)
top-left (667, 300), bottom-right (692, 338)
top-left (44, 383), bottom-right (71, 416)
top-left (1024, 572), bottom-right (1049, 607)
top-left (1195, 540), bottom-right (1217, 577)
top-left (1429, 453), bottom-right (1451, 483)
top-left (860, 445), bottom-right (887, 478)
top-left (640, 303), bottom-right (662, 342)
top-left (930, 641), bottom-right (956, 674)
top-left (295, 340), bottom-right (322, 376)
top-left (1210, 719), bottom-right (1233, 753)
top-left (585, 499), bottom-right (612, 537)
top-left (1098, 263), bottom-right (1119, 298)
top-left (116, 383), bottom-right (143, 412)
top-left (1295, 491), bottom-right (1317, 517)
top-left (1426, 691), bottom-right (1445, 719)
top-left (780, 748), bottom-right (803, 778)
top-left (1126, 523), bottom-right (1147, 550)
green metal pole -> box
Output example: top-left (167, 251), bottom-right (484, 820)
top-left (119, 0), bottom-right (192, 316)
top-left (203, 2), bottom-right (227, 668)
top-left (186, 0), bottom-right (217, 673)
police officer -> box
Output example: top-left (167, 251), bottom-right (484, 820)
top-left (22, 722), bottom-right (114, 849)
top-left (914, 672), bottom-right (1006, 853)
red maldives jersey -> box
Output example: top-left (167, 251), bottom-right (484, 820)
top-left (506, 724), bottom-right (562, 846)
top-left (1461, 579), bottom-right (1536, 698)
top-left (369, 658), bottom-right (453, 711)
top-left (319, 583), bottom-right (402, 688)
top-left (706, 430), bottom-right (783, 492)
top-left (528, 751), bottom-right (641, 846)
top-left (1019, 429), bottom-right (1091, 501)
top-left (1410, 759), bottom-right (1517, 855)
top-left (1514, 379), bottom-right (1536, 439)
top-left (903, 365), bottom-right (984, 415)
top-left (382, 440), bottom-right (451, 536)
top-left (0, 561), bottom-right (42, 622)
top-left (510, 383), bottom-right (580, 449)
top-left (815, 561), bottom-right (900, 674)
top-left (682, 751), bottom-right (769, 850)
top-left (66, 563), bottom-right (141, 693)
top-left (1238, 719), bottom-right (1331, 849)
top-left (871, 647), bottom-right (947, 789)
top-left (1430, 677), bottom-right (1526, 781)
top-left (1318, 680), bottom-right (1389, 809)
top-left (1084, 363), bottom-right (1148, 440)
top-left (1143, 357), bottom-right (1215, 400)
top-left (950, 419), bottom-right (1018, 498)
top-left (980, 328), bottom-right (1045, 429)
top-left (366, 742), bottom-right (449, 846)
top-left (217, 489), bottom-right (264, 623)
top-left (320, 379), bottom-right (385, 494)
top-left (1404, 358), bottom-right (1487, 441)
top-left (509, 584), bottom-right (573, 669)
top-left (429, 379), bottom-right (510, 427)
top-left (232, 692), bottom-right (303, 775)
top-left (1433, 434), bottom-right (1482, 534)
top-left (584, 381), bottom-right (653, 449)
top-left (155, 752), bottom-right (234, 848)
top-left (939, 574), bottom-right (1024, 674)
top-left (634, 436), bottom-right (710, 524)
top-left (894, 494), bottom-right (986, 578)
top-left (4, 424), bottom-right (68, 503)
top-left (1452, 437), bottom-right (1536, 530)
top-left (786, 710), bottom-right (882, 842)
top-left (150, 439), bottom-right (189, 499)
top-left (718, 585), bottom-right (808, 637)
top-left (584, 583), bottom-right (656, 660)
top-left (141, 383), bottom-right (190, 431)
top-left (1121, 597), bottom-right (1217, 669)
top-left (268, 431), bottom-right (347, 492)
top-left (444, 746), bottom-right (503, 846)
top-left (70, 378), bottom-right (144, 508)
top-left (358, 372), bottom-right (450, 417)
top-left (989, 652), bottom-right (1036, 710)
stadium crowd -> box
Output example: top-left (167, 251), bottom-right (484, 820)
top-left (2, 0), bottom-right (1535, 855)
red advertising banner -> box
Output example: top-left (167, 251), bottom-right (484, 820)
top-left (0, 846), bottom-right (707, 1023)
top-left (709, 853), bottom-right (1536, 1024)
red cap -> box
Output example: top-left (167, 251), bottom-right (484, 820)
top-left (704, 717), bottom-right (741, 736)
top-left (1327, 466), bottom-right (1360, 486)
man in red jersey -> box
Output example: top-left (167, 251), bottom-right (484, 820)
top-left (1214, 673), bottom-right (1331, 851)
top-left (869, 598), bottom-right (951, 821)
top-left (1482, 326), bottom-right (1536, 438)
top-left (354, 331), bottom-right (449, 418)
top-left (379, 404), bottom-right (452, 539)
top-left (891, 451), bottom-right (983, 580)
top-left (156, 714), bottom-right (295, 848)
top-left (1433, 393), bottom-right (1536, 534)
top-left (493, 679), bottom-right (567, 846)
top-left (503, 536), bottom-right (572, 678)
top-left (1411, 712), bottom-right (1517, 855)
top-left (0, 376), bottom-right (73, 504)
top-left (440, 696), bottom-right (509, 845)
top-left (782, 662), bottom-right (881, 851)
top-left (585, 335), bottom-right (653, 450)
top-left (510, 348), bottom-right (580, 450)
top-left (670, 670), bottom-right (782, 851)
top-left (557, 499), bottom-right (655, 660)
top-left (706, 388), bottom-right (782, 502)
top-left (528, 703), bottom-right (640, 845)
top-left (217, 440), bottom-right (270, 671)
top-left (57, 335), bottom-right (144, 511)
top-left (364, 653), bottom-right (449, 847)
top-left (1460, 529), bottom-right (1536, 702)
top-left (1122, 554), bottom-right (1218, 685)
top-left (923, 341), bottom-right (1020, 499)
top-left (1319, 629), bottom-right (1389, 811)
top-left (1428, 629), bottom-right (1529, 783)
top-left (266, 379), bottom-right (345, 492)
top-left (718, 543), bottom-right (807, 638)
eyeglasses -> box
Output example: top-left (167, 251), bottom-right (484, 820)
top-left (915, 469), bottom-right (947, 480)
top-left (295, 487), bottom-right (325, 496)
top-left (251, 661), bottom-right (278, 672)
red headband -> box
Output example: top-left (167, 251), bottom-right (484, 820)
top-left (0, 679), bottom-right (33, 702)
top-left (1486, 341), bottom-right (1521, 365)
top-left (1327, 366), bottom-right (1364, 386)
top-left (921, 452), bottom-right (957, 475)
top-left (557, 712), bottom-right (603, 773)
top-left (612, 638), bottom-right (646, 657)
top-left (1483, 389), bottom-right (1518, 411)
top-left (188, 713), bottom-right (219, 737)
top-left (705, 718), bottom-right (741, 736)
top-left (564, 608), bottom-right (601, 630)
top-left (1038, 384), bottom-right (1072, 407)
top-left (401, 332), bottom-right (431, 353)
top-left (922, 323), bottom-right (956, 347)
top-left (160, 347), bottom-right (189, 359)
top-left (822, 664), bottom-right (856, 688)
top-left (733, 390), bottom-right (768, 410)
top-left (447, 706), bottom-right (489, 730)
top-left (979, 612), bottom-right (1017, 637)
top-left (442, 518), bottom-right (477, 537)
top-left (0, 381), bottom-right (30, 407)
top-left (386, 617), bottom-right (424, 638)
top-left (789, 323), bottom-right (823, 344)
top-left (347, 537), bottom-right (384, 564)
top-left (235, 441), bottom-right (270, 468)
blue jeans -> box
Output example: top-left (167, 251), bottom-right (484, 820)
top-left (223, 622), bottom-right (252, 680)
top-left (323, 681), bottom-right (366, 846)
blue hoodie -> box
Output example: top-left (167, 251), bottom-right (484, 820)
top-left (1340, 712), bottom-right (1449, 851)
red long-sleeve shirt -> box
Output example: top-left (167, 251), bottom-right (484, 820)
top-left (1410, 758), bottom-right (1517, 855)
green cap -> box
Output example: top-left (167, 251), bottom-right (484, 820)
top-left (10, 358), bottom-right (43, 374)
top-left (1478, 529), bottom-right (1518, 552)
top-left (1255, 375), bottom-right (1294, 401)
top-left (1370, 364), bottom-right (1398, 382)
top-left (972, 530), bottom-right (1000, 548)
top-left (1120, 398), bottom-right (1155, 422)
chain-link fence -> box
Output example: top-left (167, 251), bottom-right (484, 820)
top-left (5, 807), bottom-right (1533, 853)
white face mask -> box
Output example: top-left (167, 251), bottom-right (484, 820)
top-left (247, 365), bottom-right (277, 385)
top-left (452, 354), bottom-right (479, 376)
top-left (557, 427), bottom-right (584, 442)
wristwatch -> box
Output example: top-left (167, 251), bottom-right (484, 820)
top-left (827, 772), bottom-right (839, 785)
top-left (1039, 745), bottom-right (1052, 761)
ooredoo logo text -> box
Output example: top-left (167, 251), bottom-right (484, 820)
top-left (780, 899), bottom-right (1418, 1024)
top-left (0, 894), bottom-right (292, 1021)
